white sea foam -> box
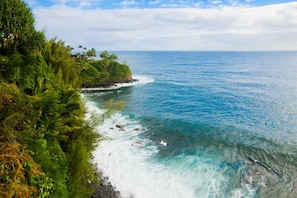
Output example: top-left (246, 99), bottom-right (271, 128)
top-left (85, 101), bottom-right (234, 198)
top-left (81, 75), bottom-right (154, 91)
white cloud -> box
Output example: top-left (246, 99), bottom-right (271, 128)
top-left (120, 0), bottom-right (139, 7)
top-left (78, 1), bottom-right (92, 8)
top-left (209, 0), bottom-right (222, 5)
top-left (149, 0), bottom-right (161, 5)
top-left (51, 0), bottom-right (68, 4)
top-left (47, 0), bottom-right (100, 7)
top-left (33, 2), bottom-right (297, 51)
top-left (158, 0), bottom-right (206, 8)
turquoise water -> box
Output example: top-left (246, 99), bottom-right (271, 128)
top-left (84, 51), bottom-right (297, 198)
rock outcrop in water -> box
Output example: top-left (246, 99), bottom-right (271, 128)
top-left (90, 177), bottom-right (120, 198)
top-left (82, 79), bottom-right (138, 89)
top-left (79, 51), bottom-right (134, 88)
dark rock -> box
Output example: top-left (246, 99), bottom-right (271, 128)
top-left (81, 82), bottom-right (116, 89)
top-left (116, 125), bottom-right (125, 129)
top-left (81, 79), bottom-right (139, 89)
top-left (90, 176), bottom-right (120, 198)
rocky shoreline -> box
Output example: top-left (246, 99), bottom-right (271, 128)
top-left (86, 80), bottom-right (139, 197)
top-left (82, 79), bottom-right (138, 89)
top-left (90, 176), bottom-right (120, 198)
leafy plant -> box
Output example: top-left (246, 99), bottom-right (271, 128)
top-left (1, 1), bottom-right (133, 197)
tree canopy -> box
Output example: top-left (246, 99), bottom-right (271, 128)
top-left (0, 0), bottom-right (134, 197)
top-left (0, 0), bottom-right (45, 55)
top-left (79, 50), bottom-right (132, 87)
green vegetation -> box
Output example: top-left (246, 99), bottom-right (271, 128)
top-left (78, 50), bottom-right (132, 87)
top-left (0, 0), bottom-right (131, 197)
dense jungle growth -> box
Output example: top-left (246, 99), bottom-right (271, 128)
top-left (0, 0), bottom-right (131, 197)
top-left (79, 50), bottom-right (132, 88)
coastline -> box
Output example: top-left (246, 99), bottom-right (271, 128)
top-left (85, 76), bottom-right (154, 198)
top-left (90, 176), bottom-right (120, 198)
top-left (81, 79), bottom-right (138, 90)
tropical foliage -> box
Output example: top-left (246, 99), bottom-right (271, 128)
top-left (0, 0), bottom-right (130, 197)
top-left (79, 50), bottom-right (132, 87)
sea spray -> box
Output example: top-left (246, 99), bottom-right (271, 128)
top-left (85, 101), bottom-right (257, 198)
top-left (81, 76), bottom-right (154, 91)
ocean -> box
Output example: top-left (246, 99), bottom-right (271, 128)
top-left (83, 51), bottom-right (297, 198)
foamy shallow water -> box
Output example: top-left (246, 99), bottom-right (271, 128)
top-left (85, 100), bottom-right (259, 198)
top-left (87, 103), bottom-right (227, 198)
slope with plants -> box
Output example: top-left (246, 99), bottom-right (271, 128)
top-left (0, 0), bottom-right (126, 197)
top-left (77, 50), bottom-right (133, 88)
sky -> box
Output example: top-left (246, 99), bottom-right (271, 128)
top-left (23, 0), bottom-right (297, 51)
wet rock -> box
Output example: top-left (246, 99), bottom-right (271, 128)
top-left (116, 124), bottom-right (125, 129)
top-left (90, 176), bottom-right (120, 198)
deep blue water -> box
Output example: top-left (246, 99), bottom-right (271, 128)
top-left (84, 51), bottom-right (297, 198)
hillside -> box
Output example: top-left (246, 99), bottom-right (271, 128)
top-left (0, 0), bottom-right (130, 197)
